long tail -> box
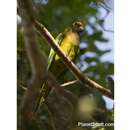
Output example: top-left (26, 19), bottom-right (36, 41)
top-left (34, 82), bottom-right (52, 113)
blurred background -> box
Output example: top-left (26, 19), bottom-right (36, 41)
top-left (17, 0), bottom-right (114, 130)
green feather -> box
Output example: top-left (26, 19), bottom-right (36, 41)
top-left (47, 33), bottom-right (64, 70)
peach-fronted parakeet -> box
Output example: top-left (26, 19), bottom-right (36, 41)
top-left (45, 21), bottom-right (85, 95)
top-left (48, 21), bottom-right (84, 76)
top-left (35, 21), bottom-right (85, 111)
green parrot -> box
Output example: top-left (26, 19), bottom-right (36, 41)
top-left (35, 21), bottom-right (85, 112)
top-left (46, 21), bottom-right (84, 96)
top-left (48, 21), bottom-right (84, 76)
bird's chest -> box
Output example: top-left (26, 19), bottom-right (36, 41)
top-left (61, 32), bottom-right (79, 49)
top-left (55, 32), bottom-right (79, 60)
top-left (50, 32), bottom-right (79, 78)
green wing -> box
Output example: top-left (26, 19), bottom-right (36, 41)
top-left (47, 33), bottom-right (64, 70)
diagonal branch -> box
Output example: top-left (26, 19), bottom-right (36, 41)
top-left (33, 20), bottom-right (113, 100)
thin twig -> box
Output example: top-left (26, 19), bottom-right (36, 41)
top-left (61, 80), bottom-right (79, 87)
top-left (17, 80), bottom-right (27, 91)
top-left (33, 20), bottom-right (113, 99)
top-left (18, 79), bottom-right (79, 91)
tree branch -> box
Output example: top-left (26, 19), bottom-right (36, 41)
top-left (17, 80), bottom-right (27, 91)
top-left (61, 80), bottom-right (79, 87)
top-left (18, 80), bottom-right (78, 91)
top-left (17, 0), bottom-right (48, 129)
top-left (33, 20), bottom-right (113, 99)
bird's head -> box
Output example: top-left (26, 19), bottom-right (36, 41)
top-left (72, 21), bottom-right (85, 33)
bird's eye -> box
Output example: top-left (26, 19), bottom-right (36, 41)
top-left (74, 22), bottom-right (81, 27)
